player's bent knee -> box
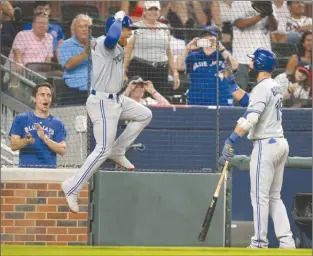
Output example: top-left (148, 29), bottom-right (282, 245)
top-left (143, 108), bottom-right (153, 123)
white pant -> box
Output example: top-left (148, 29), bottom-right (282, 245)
top-left (249, 138), bottom-right (295, 248)
top-left (64, 94), bottom-right (152, 195)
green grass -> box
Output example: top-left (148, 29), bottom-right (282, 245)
top-left (1, 245), bottom-right (312, 256)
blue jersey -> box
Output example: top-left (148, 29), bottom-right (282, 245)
top-left (186, 49), bottom-right (233, 106)
top-left (9, 112), bottom-right (66, 168)
top-left (22, 23), bottom-right (64, 52)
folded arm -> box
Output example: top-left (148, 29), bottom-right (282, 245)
top-left (104, 20), bottom-right (122, 49)
top-left (42, 137), bottom-right (66, 156)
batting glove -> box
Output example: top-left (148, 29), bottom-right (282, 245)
top-left (114, 11), bottom-right (126, 21)
top-left (221, 138), bottom-right (235, 163)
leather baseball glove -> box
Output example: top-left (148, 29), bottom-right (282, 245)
top-left (251, 1), bottom-right (273, 18)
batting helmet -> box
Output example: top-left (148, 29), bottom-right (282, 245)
top-left (105, 15), bottom-right (138, 34)
top-left (200, 25), bottom-right (221, 39)
top-left (247, 48), bottom-right (278, 72)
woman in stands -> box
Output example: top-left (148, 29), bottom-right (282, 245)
top-left (286, 31), bottom-right (312, 74)
top-left (124, 1), bottom-right (180, 96)
top-left (123, 75), bottom-right (170, 105)
top-left (275, 63), bottom-right (312, 105)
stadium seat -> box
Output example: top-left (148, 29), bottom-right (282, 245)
top-left (59, 22), bottom-right (71, 39)
top-left (50, 77), bottom-right (67, 106)
top-left (25, 62), bottom-right (63, 78)
top-left (277, 57), bottom-right (290, 69)
top-left (61, 4), bottom-right (102, 22)
top-left (272, 68), bottom-right (285, 79)
top-left (91, 23), bottom-right (105, 38)
top-left (12, 1), bottom-right (34, 21)
top-left (271, 43), bottom-right (298, 57)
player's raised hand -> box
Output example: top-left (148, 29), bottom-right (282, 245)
top-left (34, 123), bottom-right (46, 140)
top-left (186, 37), bottom-right (201, 51)
top-left (115, 11), bottom-right (126, 21)
top-left (24, 132), bottom-right (35, 144)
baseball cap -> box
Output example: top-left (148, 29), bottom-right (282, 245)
top-left (200, 25), bottom-right (221, 38)
top-left (144, 1), bottom-right (161, 10)
top-left (128, 75), bottom-right (145, 84)
top-left (297, 62), bottom-right (311, 77)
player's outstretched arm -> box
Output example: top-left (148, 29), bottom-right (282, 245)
top-left (224, 75), bottom-right (250, 107)
top-left (104, 20), bottom-right (122, 49)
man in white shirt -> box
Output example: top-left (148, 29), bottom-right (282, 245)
top-left (285, 0), bottom-right (312, 44)
top-left (231, 1), bottom-right (278, 90)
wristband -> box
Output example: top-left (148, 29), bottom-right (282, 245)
top-left (219, 48), bottom-right (226, 53)
top-left (229, 132), bottom-right (241, 143)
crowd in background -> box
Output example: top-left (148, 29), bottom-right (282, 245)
top-left (0, 0), bottom-right (312, 108)
top-left (0, 0), bottom-right (312, 168)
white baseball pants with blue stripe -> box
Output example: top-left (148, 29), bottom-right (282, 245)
top-left (249, 138), bottom-right (295, 248)
top-left (64, 94), bottom-right (152, 196)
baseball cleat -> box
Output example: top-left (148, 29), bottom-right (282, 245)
top-left (109, 155), bottom-right (135, 171)
top-left (61, 181), bottom-right (79, 213)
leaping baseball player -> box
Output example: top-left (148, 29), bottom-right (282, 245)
top-left (62, 11), bottom-right (152, 213)
top-left (220, 48), bottom-right (296, 248)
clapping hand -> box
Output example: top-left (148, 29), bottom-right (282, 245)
top-left (24, 132), bottom-right (35, 145)
top-left (34, 123), bottom-right (46, 141)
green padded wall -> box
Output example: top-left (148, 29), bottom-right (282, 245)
top-left (90, 171), bottom-right (229, 247)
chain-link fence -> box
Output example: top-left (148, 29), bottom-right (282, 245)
top-left (1, 0), bottom-right (312, 169)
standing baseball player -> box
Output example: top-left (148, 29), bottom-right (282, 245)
top-left (220, 48), bottom-right (296, 248)
top-left (61, 11), bottom-right (152, 213)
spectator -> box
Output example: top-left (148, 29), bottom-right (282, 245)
top-left (124, 1), bottom-right (180, 96)
top-left (271, 0), bottom-right (290, 43)
top-left (231, 1), bottom-right (278, 90)
top-left (286, 0), bottom-right (312, 44)
top-left (121, 1), bottom-right (145, 23)
top-left (211, 1), bottom-right (233, 42)
top-left (21, 1), bottom-right (64, 58)
top-left (123, 75), bottom-right (170, 105)
top-left (0, 1), bottom-right (20, 89)
top-left (277, 63), bottom-right (312, 106)
top-left (161, 1), bottom-right (209, 42)
top-left (58, 14), bottom-right (94, 105)
top-left (9, 82), bottom-right (67, 168)
top-left (176, 26), bottom-right (238, 106)
top-left (8, 13), bottom-right (53, 65)
top-left (286, 30), bottom-right (312, 74)
top-left (1, 0), bottom-right (19, 57)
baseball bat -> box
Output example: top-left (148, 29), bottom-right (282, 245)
top-left (198, 160), bottom-right (229, 242)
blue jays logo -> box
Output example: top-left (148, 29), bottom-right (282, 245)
top-left (113, 52), bottom-right (124, 64)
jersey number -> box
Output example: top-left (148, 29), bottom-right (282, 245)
top-left (275, 97), bottom-right (283, 121)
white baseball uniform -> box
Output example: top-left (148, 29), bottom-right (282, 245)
top-left (247, 78), bottom-right (295, 248)
top-left (63, 35), bottom-right (152, 196)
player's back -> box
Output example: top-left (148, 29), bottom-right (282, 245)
top-left (91, 35), bottom-right (124, 93)
top-left (247, 78), bottom-right (284, 140)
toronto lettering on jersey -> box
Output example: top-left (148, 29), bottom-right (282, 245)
top-left (24, 124), bottom-right (55, 137)
top-left (113, 52), bottom-right (124, 64)
top-left (271, 86), bottom-right (284, 96)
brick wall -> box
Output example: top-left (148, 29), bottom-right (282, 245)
top-left (1, 182), bottom-right (89, 246)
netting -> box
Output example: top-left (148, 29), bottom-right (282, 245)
top-left (0, 1), bottom-right (312, 169)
